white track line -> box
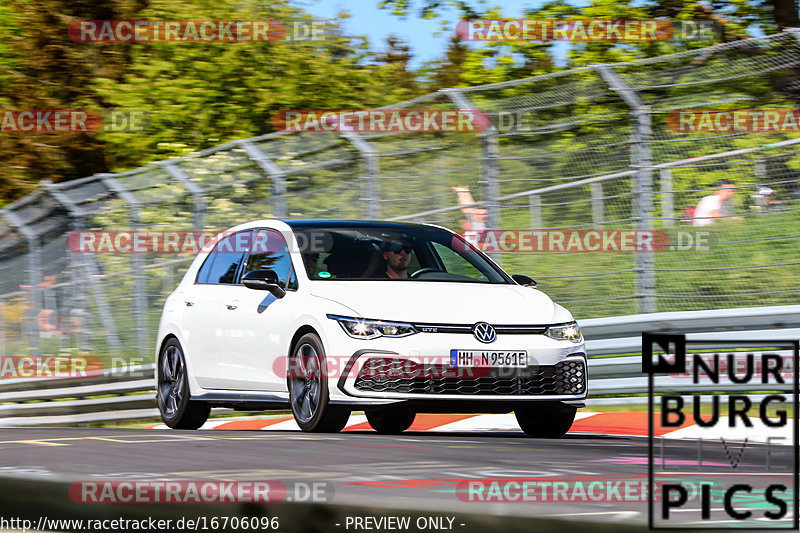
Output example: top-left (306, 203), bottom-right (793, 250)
top-left (433, 412), bottom-right (600, 433)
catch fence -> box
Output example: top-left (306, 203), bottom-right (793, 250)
top-left (1, 30), bottom-right (799, 361)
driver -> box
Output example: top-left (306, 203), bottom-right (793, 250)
top-left (383, 240), bottom-right (412, 279)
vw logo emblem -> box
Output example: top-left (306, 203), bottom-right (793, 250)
top-left (472, 322), bottom-right (497, 343)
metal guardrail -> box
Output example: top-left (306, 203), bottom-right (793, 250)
top-left (1, 305), bottom-right (798, 426)
top-left (0, 364), bottom-right (158, 426)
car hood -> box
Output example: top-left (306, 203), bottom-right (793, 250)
top-left (309, 281), bottom-right (558, 324)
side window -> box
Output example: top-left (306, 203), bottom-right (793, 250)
top-left (196, 231), bottom-right (250, 284)
top-left (241, 229), bottom-right (298, 289)
top-left (431, 242), bottom-right (488, 281)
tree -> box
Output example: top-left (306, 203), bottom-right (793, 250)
top-left (0, 0), bottom-right (428, 204)
top-left (769, 0), bottom-right (799, 29)
top-left (375, 35), bottom-right (417, 94)
top-left (0, 0), bottom-right (145, 204)
top-left (93, 2), bottom-right (426, 164)
top-left (420, 35), bottom-right (468, 89)
top-left (379, 0), bottom-right (796, 50)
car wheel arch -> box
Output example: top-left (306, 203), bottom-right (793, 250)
top-left (289, 325), bottom-right (321, 354)
top-left (158, 333), bottom-right (191, 367)
top-left (159, 333), bottom-right (179, 355)
top-left (158, 334), bottom-right (198, 374)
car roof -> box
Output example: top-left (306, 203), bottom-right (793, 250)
top-left (282, 219), bottom-right (445, 231)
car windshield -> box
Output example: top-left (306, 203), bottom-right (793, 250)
top-left (292, 224), bottom-right (510, 283)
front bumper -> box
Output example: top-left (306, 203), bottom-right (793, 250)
top-left (335, 351), bottom-right (587, 402)
top-left (353, 355), bottom-right (585, 395)
top-left (324, 320), bottom-right (588, 405)
top-left (322, 326), bottom-right (588, 404)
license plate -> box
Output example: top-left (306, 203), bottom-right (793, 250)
top-left (450, 350), bottom-right (528, 368)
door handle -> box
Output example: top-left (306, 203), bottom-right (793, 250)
top-left (226, 304), bottom-right (238, 310)
top-left (185, 300), bottom-right (195, 307)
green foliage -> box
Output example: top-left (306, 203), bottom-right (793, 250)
top-left (95, 0), bottom-right (422, 165)
top-left (387, 0), bottom-right (792, 90)
top-left (0, 0), bottom-right (427, 203)
top-left (0, 0), bottom-right (144, 202)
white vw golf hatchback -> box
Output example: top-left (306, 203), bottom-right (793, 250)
top-left (156, 220), bottom-right (587, 436)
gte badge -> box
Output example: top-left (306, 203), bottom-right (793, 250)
top-left (645, 336), bottom-right (799, 529)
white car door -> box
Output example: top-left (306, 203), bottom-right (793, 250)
top-left (181, 231), bottom-right (249, 390)
top-left (221, 228), bottom-right (299, 391)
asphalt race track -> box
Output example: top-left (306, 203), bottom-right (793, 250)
top-left (0, 425), bottom-right (793, 529)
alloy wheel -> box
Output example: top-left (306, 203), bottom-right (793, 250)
top-left (159, 345), bottom-right (185, 417)
top-left (290, 343), bottom-right (322, 423)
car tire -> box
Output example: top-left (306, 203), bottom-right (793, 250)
top-left (515, 402), bottom-right (576, 438)
top-left (365, 405), bottom-right (416, 434)
top-left (288, 333), bottom-right (350, 433)
top-left (157, 338), bottom-right (210, 430)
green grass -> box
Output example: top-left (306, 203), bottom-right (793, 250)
top-left (498, 206), bottom-right (800, 319)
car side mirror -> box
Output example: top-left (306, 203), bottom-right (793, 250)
top-left (512, 274), bottom-right (537, 288)
top-left (242, 270), bottom-right (286, 298)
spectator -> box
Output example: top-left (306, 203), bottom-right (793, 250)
top-left (452, 185), bottom-right (488, 232)
top-left (19, 275), bottom-right (61, 337)
top-left (751, 186), bottom-right (782, 211)
top-left (693, 179), bottom-right (743, 226)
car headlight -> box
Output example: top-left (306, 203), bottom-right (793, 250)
top-left (545, 321), bottom-right (582, 342)
top-left (327, 315), bottom-right (418, 339)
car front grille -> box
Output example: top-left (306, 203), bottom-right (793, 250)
top-left (353, 358), bottom-right (586, 396)
top-left (410, 322), bottom-right (547, 335)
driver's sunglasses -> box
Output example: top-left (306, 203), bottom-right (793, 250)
top-left (388, 243), bottom-right (413, 254)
